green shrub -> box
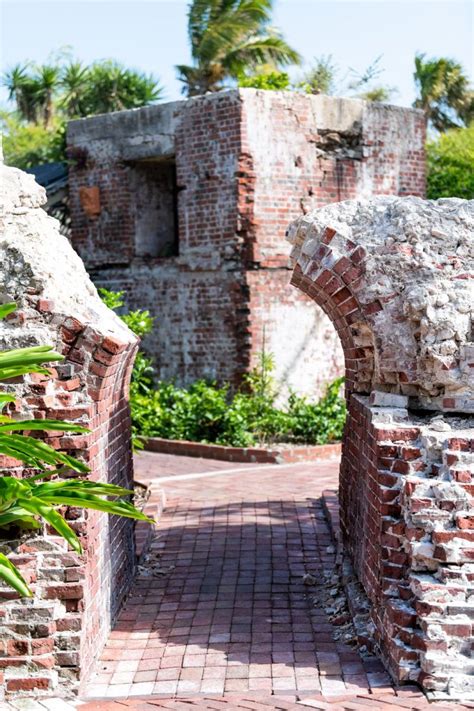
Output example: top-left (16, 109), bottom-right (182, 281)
top-left (98, 288), bottom-right (347, 448)
top-left (98, 288), bottom-right (154, 339)
top-left (238, 71), bottom-right (291, 91)
top-left (133, 371), bottom-right (346, 448)
top-left (98, 288), bottom-right (155, 443)
top-left (1, 113), bottom-right (66, 169)
top-left (98, 289), bottom-right (154, 391)
top-left (427, 124), bottom-right (474, 199)
top-left (285, 377), bottom-right (346, 444)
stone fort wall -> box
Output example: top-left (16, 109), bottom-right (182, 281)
top-left (67, 89), bottom-right (425, 399)
top-left (289, 196), bottom-right (474, 700)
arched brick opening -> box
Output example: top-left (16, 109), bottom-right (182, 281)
top-left (290, 255), bottom-right (376, 399)
top-left (0, 165), bottom-right (138, 700)
top-left (288, 196), bottom-right (474, 701)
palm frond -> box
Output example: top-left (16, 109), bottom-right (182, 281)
top-left (18, 496), bottom-right (82, 553)
top-left (0, 432), bottom-right (89, 472)
top-left (223, 33), bottom-right (301, 76)
top-left (196, 1), bottom-right (274, 64)
top-left (0, 303), bottom-right (17, 320)
top-left (0, 419), bottom-right (89, 434)
top-left (180, 0), bottom-right (297, 95)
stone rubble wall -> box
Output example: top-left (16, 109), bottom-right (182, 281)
top-left (67, 89), bottom-right (425, 400)
top-left (0, 165), bottom-right (138, 700)
top-left (288, 196), bottom-right (474, 700)
top-left (288, 196), bottom-right (474, 411)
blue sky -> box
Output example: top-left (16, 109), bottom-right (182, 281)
top-left (1, 0), bottom-right (473, 109)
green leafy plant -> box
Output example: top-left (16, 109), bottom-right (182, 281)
top-left (285, 377), bottom-right (346, 445)
top-left (132, 354), bottom-right (346, 448)
top-left (0, 302), bottom-right (154, 597)
top-left (98, 288), bottom-right (155, 442)
top-left (426, 123), bottom-right (474, 199)
top-left (0, 112), bottom-right (66, 170)
top-left (96, 289), bottom-right (346, 448)
top-left (239, 71), bottom-right (290, 91)
top-left (98, 288), bottom-right (154, 340)
top-left (2, 56), bottom-right (162, 169)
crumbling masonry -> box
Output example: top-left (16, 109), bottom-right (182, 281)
top-left (288, 196), bottom-right (474, 700)
top-left (0, 164), bottom-right (138, 700)
top-left (67, 89), bottom-right (426, 398)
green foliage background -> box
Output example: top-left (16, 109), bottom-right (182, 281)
top-left (1, 113), bottom-right (66, 170)
top-left (426, 123), bottom-right (474, 200)
top-left (132, 375), bottom-right (346, 448)
top-left (2, 58), bottom-right (162, 168)
top-left (100, 289), bottom-right (346, 448)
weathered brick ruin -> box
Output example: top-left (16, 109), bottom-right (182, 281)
top-left (67, 89), bottom-right (425, 398)
top-left (0, 164), bottom-right (138, 700)
top-left (288, 195), bottom-right (474, 700)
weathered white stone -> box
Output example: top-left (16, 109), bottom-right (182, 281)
top-left (287, 196), bottom-right (474, 412)
top-left (0, 164), bottom-right (131, 343)
top-left (370, 390), bottom-right (409, 408)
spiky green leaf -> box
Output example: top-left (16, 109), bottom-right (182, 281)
top-left (0, 419), bottom-right (89, 434)
top-left (0, 303), bottom-right (17, 320)
top-left (17, 496), bottom-right (82, 553)
top-left (0, 552), bottom-right (32, 597)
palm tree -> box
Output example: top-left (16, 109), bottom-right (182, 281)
top-left (3, 63), bottom-right (40, 123)
top-left (81, 61), bottom-right (162, 115)
top-left (413, 53), bottom-right (474, 131)
top-left (60, 61), bottom-right (91, 118)
top-left (177, 0), bottom-right (301, 96)
top-left (34, 64), bottom-right (61, 128)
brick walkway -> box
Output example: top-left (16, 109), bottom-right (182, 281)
top-left (80, 452), bottom-right (473, 710)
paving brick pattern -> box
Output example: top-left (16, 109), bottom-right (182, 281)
top-left (82, 453), bottom-right (473, 710)
top-left (79, 688), bottom-right (472, 710)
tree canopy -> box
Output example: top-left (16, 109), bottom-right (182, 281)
top-left (413, 53), bottom-right (474, 131)
top-left (426, 123), bottom-right (474, 200)
top-left (176, 0), bottom-right (301, 96)
top-left (3, 58), bottom-right (162, 125)
top-left (1, 57), bottom-right (162, 168)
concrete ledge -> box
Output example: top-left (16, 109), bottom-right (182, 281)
top-left (141, 437), bottom-right (341, 463)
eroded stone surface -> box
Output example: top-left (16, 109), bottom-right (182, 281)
top-left (288, 196), bottom-right (474, 412)
top-left (0, 165), bottom-right (131, 342)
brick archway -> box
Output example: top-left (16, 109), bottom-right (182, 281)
top-left (289, 232), bottom-right (377, 399)
top-left (0, 165), bottom-right (138, 700)
top-left (288, 196), bottom-right (474, 701)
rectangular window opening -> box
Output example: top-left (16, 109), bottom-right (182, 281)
top-left (129, 158), bottom-right (179, 258)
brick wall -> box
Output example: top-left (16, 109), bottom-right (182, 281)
top-left (288, 196), bottom-right (474, 700)
top-left (67, 89), bottom-right (425, 400)
top-left (68, 92), bottom-right (252, 389)
top-left (341, 396), bottom-right (474, 695)
top-left (240, 91), bottom-right (425, 396)
top-left (0, 165), bottom-right (138, 700)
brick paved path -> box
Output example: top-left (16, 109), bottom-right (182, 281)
top-left (81, 453), bottom-right (473, 710)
